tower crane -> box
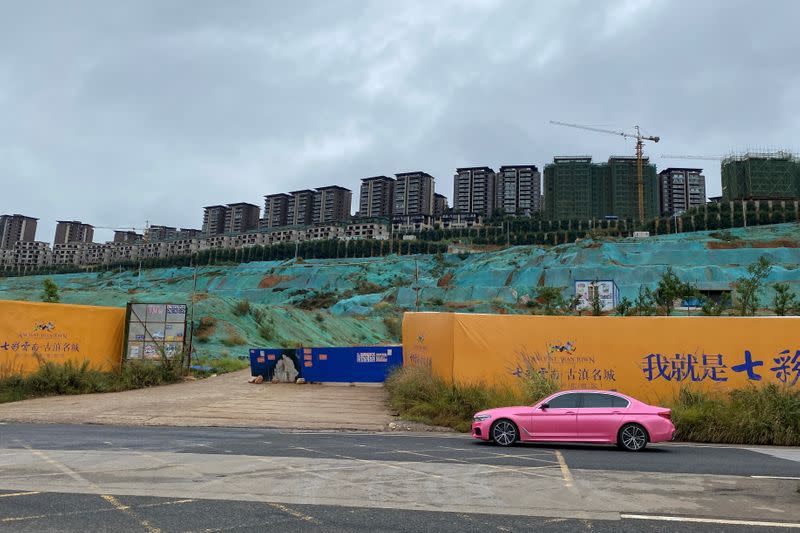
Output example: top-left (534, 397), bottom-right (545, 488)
top-left (550, 120), bottom-right (660, 221)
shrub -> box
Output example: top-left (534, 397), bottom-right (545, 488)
top-left (194, 317), bottom-right (217, 343)
top-left (222, 326), bottom-right (246, 347)
top-left (259, 322), bottom-right (276, 342)
top-left (41, 279), bottom-right (60, 303)
top-left (251, 307), bottom-right (267, 325)
top-left (355, 281), bottom-right (385, 295)
top-left (670, 385), bottom-right (800, 446)
top-left (296, 291), bottom-right (339, 310)
top-left (233, 300), bottom-right (251, 316)
top-left (383, 315), bottom-right (402, 341)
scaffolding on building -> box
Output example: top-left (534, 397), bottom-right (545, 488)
top-left (721, 149), bottom-right (800, 201)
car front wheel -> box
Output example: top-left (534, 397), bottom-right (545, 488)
top-left (618, 423), bottom-right (648, 451)
top-left (491, 419), bottom-right (518, 447)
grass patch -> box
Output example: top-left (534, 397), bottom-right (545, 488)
top-left (669, 385), bottom-right (800, 446)
top-left (385, 365), bottom-right (556, 432)
top-left (233, 300), bottom-right (251, 316)
top-left (222, 324), bottom-right (246, 347)
top-left (0, 359), bottom-right (185, 404)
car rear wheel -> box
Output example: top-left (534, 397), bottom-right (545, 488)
top-left (618, 423), bottom-right (648, 452)
top-left (490, 419), bottom-right (518, 447)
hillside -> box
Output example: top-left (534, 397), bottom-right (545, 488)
top-left (2, 223), bottom-right (799, 362)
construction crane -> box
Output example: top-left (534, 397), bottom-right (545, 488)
top-left (550, 120), bottom-right (660, 220)
top-left (661, 154), bottom-right (723, 161)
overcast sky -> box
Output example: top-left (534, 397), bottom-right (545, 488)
top-left (2, 0), bottom-right (799, 243)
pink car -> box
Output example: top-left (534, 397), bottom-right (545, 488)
top-left (471, 390), bottom-right (675, 451)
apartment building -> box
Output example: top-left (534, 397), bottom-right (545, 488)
top-left (146, 225), bottom-right (178, 242)
top-left (224, 203), bottom-right (260, 234)
top-left (178, 228), bottom-right (202, 239)
top-left (113, 230), bottom-right (142, 243)
top-left (264, 193), bottom-right (291, 228)
top-left (453, 167), bottom-right (496, 216)
top-left (313, 186), bottom-right (352, 224)
top-left (496, 165), bottom-right (541, 215)
top-left (54, 221), bottom-right (94, 245)
top-left (287, 190), bottom-right (316, 226)
top-left (202, 205), bottom-right (229, 236)
top-left (433, 193), bottom-right (448, 218)
top-left (0, 214), bottom-right (38, 249)
top-left (394, 172), bottom-right (435, 216)
top-left (659, 168), bottom-right (707, 216)
top-left (359, 176), bottom-right (395, 218)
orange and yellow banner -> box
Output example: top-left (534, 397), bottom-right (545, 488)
top-left (0, 300), bottom-right (125, 376)
top-left (402, 312), bottom-right (800, 404)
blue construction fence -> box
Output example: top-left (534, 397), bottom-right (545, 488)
top-left (249, 345), bottom-right (403, 383)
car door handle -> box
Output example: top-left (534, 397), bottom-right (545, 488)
top-left (565, 411), bottom-right (576, 415)
top-left (612, 411), bottom-right (622, 414)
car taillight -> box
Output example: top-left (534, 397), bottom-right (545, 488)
top-left (658, 410), bottom-right (672, 421)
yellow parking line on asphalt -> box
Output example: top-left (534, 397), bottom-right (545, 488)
top-left (267, 503), bottom-right (321, 525)
top-left (554, 450), bottom-right (573, 488)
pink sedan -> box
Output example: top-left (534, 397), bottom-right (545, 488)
top-left (471, 390), bottom-right (675, 451)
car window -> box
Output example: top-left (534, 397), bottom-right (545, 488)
top-left (611, 395), bottom-right (630, 408)
top-left (580, 393), bottom-right (618, 408)
top-left (546, 393), bottom-right (581, 409)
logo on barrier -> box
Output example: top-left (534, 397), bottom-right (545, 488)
top-left (34, 322), bottom-right (55, 332)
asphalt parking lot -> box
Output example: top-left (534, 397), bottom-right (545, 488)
top-left (0, 424), bottom-right (798, 532)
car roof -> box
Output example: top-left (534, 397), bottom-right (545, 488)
top-left (551, 389), bottom-right (633, 398)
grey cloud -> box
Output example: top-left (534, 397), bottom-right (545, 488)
top-left (1, 0), bottom-right (798, 242)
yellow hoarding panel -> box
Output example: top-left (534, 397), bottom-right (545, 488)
top-left (403, 312), bottom-right (800, 404)
top-left (402, 312), bottom-right (455, 382)
top-left (0, 300), bottom-right (125, 376)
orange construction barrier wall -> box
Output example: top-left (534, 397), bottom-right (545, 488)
top-left (402, 312), bottom-right (800, 404)
top-left (0, 300), bottom-right (126, 376)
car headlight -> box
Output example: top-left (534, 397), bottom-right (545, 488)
top-left (473, 414), bottom-right (492, 422)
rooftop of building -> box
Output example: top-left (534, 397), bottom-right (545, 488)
top-left (315, 185), bottom-right (352, 192)
top-left (288, 189), bottom-right (316, 195)
top-left (362, 175), bottom-right (394, 182)
top-left (434, 193), bottom-right (448, 199)
top-left (264, 193), bottom-right (292, 199)
top-left (499, 165), bottom-right (540, 171)
top-left (551, 156), bottom-right (593, 162)
top-left (203, 205), bottom-right (229, 210)
top-left (227, 202), bottom-right (261, 208)
top-left (660, 167), bottom-right (704, 174)
top-left (56, 220), bottom-right (92, 226)
top-left (455, 166), bottom-right (495, 173)
top-left (1, 214), bottom-right (39, 220)
top-left (395, 171), bottom-right (434, 179)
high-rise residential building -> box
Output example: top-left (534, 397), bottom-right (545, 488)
top-left (202, 205), bottom-right (230, 236)
top-left (0, 214), bottom-right (38, 249)
top-left (453, 167), bottom-right (496, 215)
top-left (359, 176), bottom-right (395, 218)
top-left (658, 168), bottom-right (707, 215)
top-left (113, 230), bottom-right (142, 243)
top-left (313, 186), bottom-right (352, 224)
top-left (264, 193), bottom-right (291, 228)
top-left (287, 190), bottom-right (316, 226)
top-left (394, 172), bottom-right (435, 216)
top-left (434, 193), bottom-right (449, 218)
top-left (496, 165), bottom-right (542, 215)
top-left (607, 156), bottom-right (659, 220)
top-left (224, 202), bottom-right (260, 234)
top-left (147, 225), bottom-right (178, 242)
top-left (544, 157), bottom-right (600, 220)
top-left (543, 156), bottom-right (658, 221)
top-left (721, 151), bottom-right (800, 201)
top-left (54, 220), bottom-right (94, 245)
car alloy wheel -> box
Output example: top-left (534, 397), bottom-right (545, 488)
top-left (491, 420), bottom-right (517, 447)
top-left (619, 424), bottom-right (647, 451)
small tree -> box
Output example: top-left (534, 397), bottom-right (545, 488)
top-left (616, 296), bottom-right (633, 316)
top-left (634, 285), bottom-right (656, 316)
top-left (560, 294), bottom-right (582, 315)
top-left (654, 267), bottom-right (694, 316)
top-left (41, 279), bottom-right (60, 303)
top-left (701, 293), bottom-right (730, 316)
top-left (590, 283), bottom-right (604, 316)
top-left (734, 256), bottom-right (772, 316)
top-left (772, 282), bottom-right (797, 316)
top-left (535, 287), bottom-right (563, 315)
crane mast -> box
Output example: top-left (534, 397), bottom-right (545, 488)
top-left (550, 121), bottom-right (660, 221)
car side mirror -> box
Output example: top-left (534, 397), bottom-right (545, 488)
top-left (539, 402), bottom-right (549, 410)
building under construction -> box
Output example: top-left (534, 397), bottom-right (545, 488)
top-left (721, 151), bottom-right (800, 201)
top-left (544, 156), bottom-right (658, 220)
